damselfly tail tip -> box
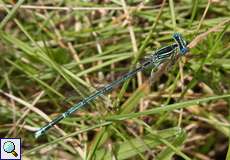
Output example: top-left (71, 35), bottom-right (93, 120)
top-left (35, 129), bottom-right (43, 138)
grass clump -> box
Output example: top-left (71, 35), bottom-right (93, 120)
top-left (0, 0), bottom-right (230, 159)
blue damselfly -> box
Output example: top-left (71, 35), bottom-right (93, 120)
top-left (35, 33), bottom-right (188, 138)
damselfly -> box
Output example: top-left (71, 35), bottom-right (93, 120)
top-left (35, 33), bottom-right (188, 138)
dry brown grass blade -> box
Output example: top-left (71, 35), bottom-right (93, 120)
top-left (0, 89), bottom-right (85, 157)
top-left (0, 90), bottom-right (65, 133)
top-left (188, 18), bottom-right (230, 49)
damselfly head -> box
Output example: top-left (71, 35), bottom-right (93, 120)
top-left (172, 33), bottom-right (189, 55)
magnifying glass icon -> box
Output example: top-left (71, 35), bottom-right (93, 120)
top-left (3, 141), bottom-right (18, 157)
